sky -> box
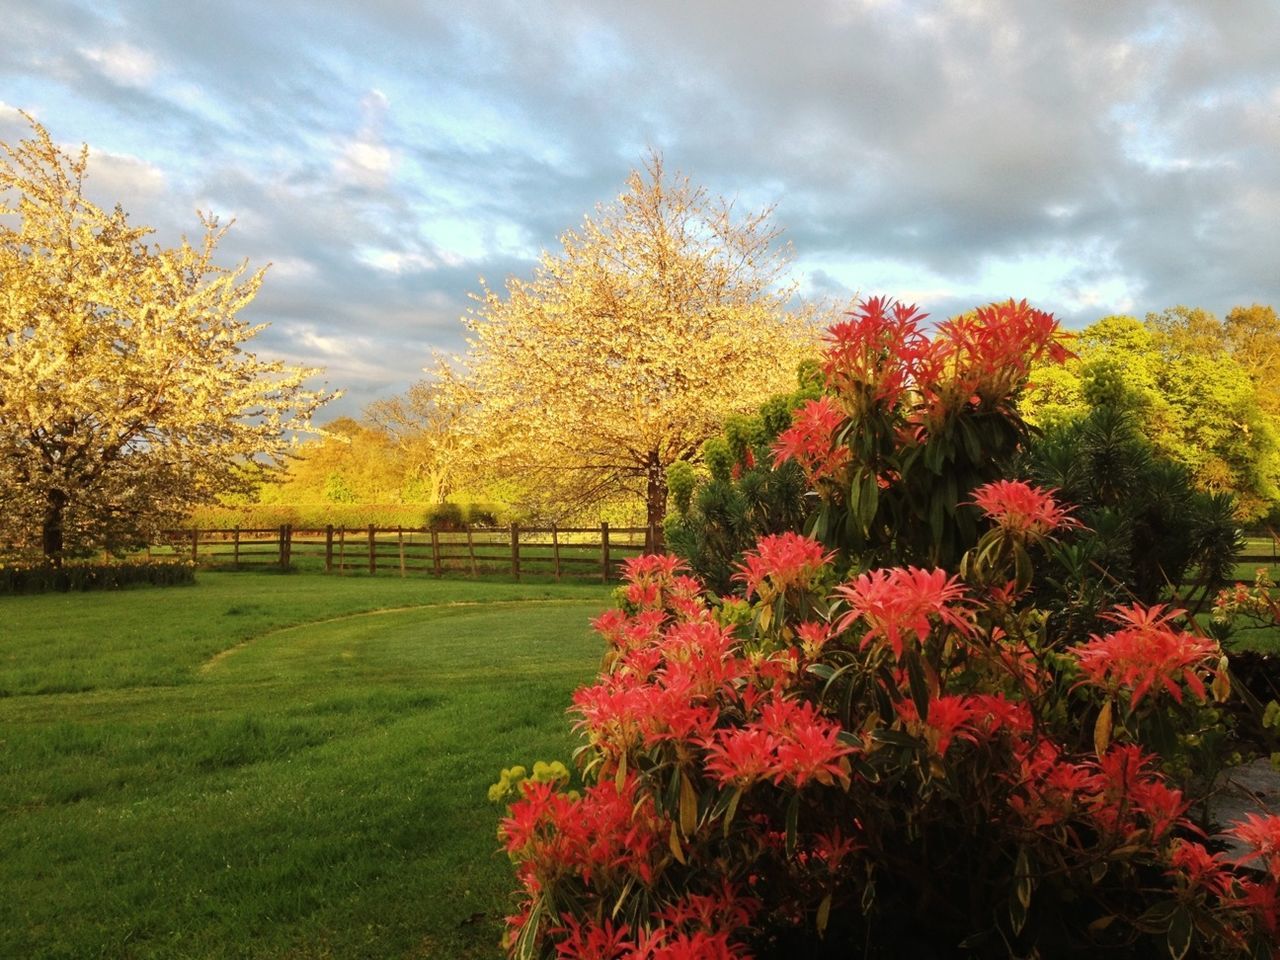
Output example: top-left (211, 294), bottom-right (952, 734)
top-left (2, 0), bottom-right (1278, 418)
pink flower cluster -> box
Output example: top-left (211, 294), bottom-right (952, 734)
top-left (833, 566), bottom-right (971, 658)
top-left (1071, 603), bottom-right (1222, 708)
top-left (970, 479), bottom-right (1081, 538)
top-left (732, 532), bottom-right (833, 600)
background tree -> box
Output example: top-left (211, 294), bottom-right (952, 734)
top-left (1025, 310), bottom-right (1280, 520)
top-left (255, 418), bottom-right (403, 505)
top-left (1224, 303), bottom-right (1280, 420)
top-left (364, 380), bottom-right (467, 505)
top-left (0, 116), bottom-right (331, 561)
top-left (434, 154), bottom-right (818, 542)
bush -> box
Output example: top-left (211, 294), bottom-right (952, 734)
top-left (496, 513), bottom-right (1275, 959)
top-left (492, 299), bottom-right (1277, 959)
top-left (664, 386), bottom-right (818, 594)
top-left (0, 559), bottom-right (196, 594)
top-left (1024, 403), bottom-right (1244, 640)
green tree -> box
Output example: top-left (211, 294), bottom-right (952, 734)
top-left (1224, 303), bottom-right (1280, 420)
top-left (1026, 310), bottom-right (1280, 519)
top-left (258, 418), bottom-right (404, 504)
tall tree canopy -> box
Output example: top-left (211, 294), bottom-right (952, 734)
top-left (435, 154), bottom-right (817, 536)
top-left (1025, 308), bottom-right (1280, 520)
top-left (0, 116), bottom-right (331, 559)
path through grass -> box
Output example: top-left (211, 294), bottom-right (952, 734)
top-left (0, 572), bottom-right (611, 958)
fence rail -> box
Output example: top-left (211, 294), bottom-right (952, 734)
top-left (148, 522), bottom-right (659, 582)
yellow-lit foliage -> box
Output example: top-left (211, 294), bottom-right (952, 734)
top-left (0, 115), bottom-right (331, 558)
top-left (365, 380), bottom-right (467, 505)
top-left (435, 153), bottom-right (818, 529)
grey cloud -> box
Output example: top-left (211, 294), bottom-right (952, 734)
top-left (2, 0), bottom-right (1278, 418)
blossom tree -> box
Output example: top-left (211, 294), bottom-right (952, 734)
top-left (0, 116), bottom-right (331, 560)
top-left (434, 154), bottom-right (817, 539)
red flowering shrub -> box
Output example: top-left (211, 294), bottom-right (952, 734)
top-left (772, 297), bottom-right (1072, 569)
top-left (494, 300), bottom-right (1274, 958)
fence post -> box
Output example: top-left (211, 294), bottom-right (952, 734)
top-left (430, 527), bottom-right (442, 577)
top-left (368, 524), bottom-right (376, 575)
top-left (511, 522), bottom-right (521, 580)
top-left (278, 525), bottom-right (287, 570)
top-left (551, 522), bottom-right (562, 582)
top-left (191, 529), bottom-right (199, 563)
top-left (399, 527), bottom-right (406, 577)
top-left (601, 521), bottom-right (610, 583)
top-left (233, 526), bottom-right (241, 570)
top-left (465, 524), bottom-right (478, 577)
top-left (325, 525), bottom-right (334, 572)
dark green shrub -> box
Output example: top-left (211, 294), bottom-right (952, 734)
top-left (0, 559), bottom-right (196, 595)
top-left (1025, 404), bottom-right (1244, 638)
top-left (664, 374), bottom-right (820, 593)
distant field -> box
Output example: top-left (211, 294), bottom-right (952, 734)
top-left (0, 572), bottom-right (612, 959)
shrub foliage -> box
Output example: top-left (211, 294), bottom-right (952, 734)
top-left (0, 559), bottom-right (195, 595)
top-left (492, 299), bottom-right (1277, 959)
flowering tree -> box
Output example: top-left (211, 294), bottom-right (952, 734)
top-left (0, 116), bottom-right (331, 560)
top-left (434, 154), bottom-right (817, 538)
top-left (491, 300), bottom-right (1276, 958)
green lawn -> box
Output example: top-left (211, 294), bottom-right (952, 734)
top-left (0, 572), bottom-right (612, 959)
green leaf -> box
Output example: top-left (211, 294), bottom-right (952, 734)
top-left (668, 821), bottom-right (686, 865)
top-left (785, 793), bottom-right (800, 858)
top-left (1166, 905), bottom-right (1192, 960)
top-left (722, 787), bottom-right (742, 839)
top-left (848, 469), bottom-right (864, 522)
top-left (1093, 699), bottom-right (1113, 757)
top-left (1009, 889), bottom-right (1028, 937)
top-left (1013, 542), bottom-right (1033, 592)
top-left (859, 470), bottom-right (879, 533)
top-left (957, 416), bottom-right (982, 462)
top-left (679, 772), bottom-right (698, 836)
top-left (905, 654), bottom-right (930, 723)
top-left (870, 729), bottom-right (919, 749)
top-left (816, 893), bottom-right (832, 937)
top-left (1014, 846), bottom-right (1033, 911)
top-left (929, 494), bottom-right (945, 547)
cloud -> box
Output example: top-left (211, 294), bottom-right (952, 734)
top-left (335, 89), bottom-right (394, 189)
top-left (0, 0), bottom-right (1277, 419)
top-left (78, 42), bottom-right (159, 88)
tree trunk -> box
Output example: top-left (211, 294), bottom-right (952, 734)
top-left (41, 489), bottom-right (68, 565)
top-left (645, 450), bottom-right (667, 553)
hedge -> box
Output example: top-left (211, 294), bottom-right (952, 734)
top-left (0, 559), bottom-right (197, 595)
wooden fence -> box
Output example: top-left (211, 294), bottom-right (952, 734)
top-left (150, 523), bottom-right (659, 582)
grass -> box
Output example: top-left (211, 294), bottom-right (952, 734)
top-left (0, 572), bottom-right (613, 958)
